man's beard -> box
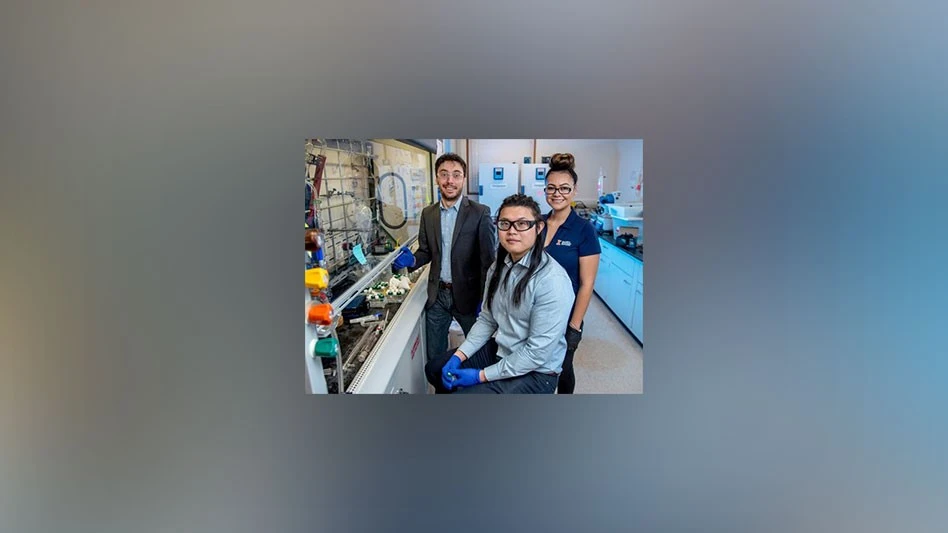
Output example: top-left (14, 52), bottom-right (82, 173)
top-left (441, 187), bottom-right (460, 200)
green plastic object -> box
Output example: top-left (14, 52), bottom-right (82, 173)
top-left (314, 337), bottom-right (339, 358)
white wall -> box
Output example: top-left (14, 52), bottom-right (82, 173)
top-left (470, 139), bottom-right (534, 167)
top-left (535, 139), bottom-right (618, 203)
top-left (617, 139), bottom-right (644, 203)
top-left (456, 139), bottom-right (620, 205)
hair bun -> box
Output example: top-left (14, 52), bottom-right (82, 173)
top-left (549, 153), bottom-right (575, 171)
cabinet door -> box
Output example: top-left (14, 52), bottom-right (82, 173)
top-left (631, 281), bottom-right (644, 343)
top-left (386, 314), bottom-right (427, 394)
top-left (606, 259), bottom-right (623, 311)
top-left (613, 275), bottom-right (636, 327)
top-left (388, 351), bottom-right (411, 394)
top-left (600, 239), bottom-right (615, 257)
top-left (596, 241), bottom-right (619, 303)
top-left (595, 256), bottom-right (612, 299)
top-left (611, 252), bottom-right (637, 283)
top-left (594, 257), bottom-right (606, 295)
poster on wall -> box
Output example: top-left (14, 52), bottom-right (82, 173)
top-left (410, 168), bottom-right (427, 219)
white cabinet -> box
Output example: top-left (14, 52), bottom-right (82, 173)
top-left (596, 255), bottom-right (628, 321)
top-left (625, 258), bottom-right (643, 344)
top-left (612, 253), bottom-right (638, 285)
top-left (631, 280), bottom-right (644, 342)
top-left (613, 275), bottom-right (636, 326)
top-left (594, 255), bottom-right (612, 296)
top-left (595, 238), bottom-right (644, 345)
top-left (386, 319), bottom-right (426, 394)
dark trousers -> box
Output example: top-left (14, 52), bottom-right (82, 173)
top-left (557, 321), bottom-right (584, 394)
top-left (558, 345), bottom-right (577, 394)
top-left (424, 338), bottom-right (559, 394)
top-left (425, 286), bottom-right (477, 363)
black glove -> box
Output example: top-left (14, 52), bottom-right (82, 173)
top-left (565, 325), bottom-right (583, 352)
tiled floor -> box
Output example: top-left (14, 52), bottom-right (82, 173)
top-left (571, 294), bottom-right (643, 394)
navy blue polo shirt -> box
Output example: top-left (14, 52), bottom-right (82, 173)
top-left (542, 208), bottom-right (601, 294)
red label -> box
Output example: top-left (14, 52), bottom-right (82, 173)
top-left (410, 335), bottom-right (420, 360)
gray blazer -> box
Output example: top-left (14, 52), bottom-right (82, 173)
top-left (411, 196), bottom-right (497, 315)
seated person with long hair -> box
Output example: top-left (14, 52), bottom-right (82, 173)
top-left (424, 193), bottom-right (575, 394)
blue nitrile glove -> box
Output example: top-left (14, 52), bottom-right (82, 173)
top-left (442, 371), bottom-right (457, 390)
top-left (392, 247), bottom-right (415, 270)
top-left (451, 367), bottom-right (482, 388)
top-left (444, 354), bottom-right (462, 372)
top-left (441, 355), bottom-right (462, 390)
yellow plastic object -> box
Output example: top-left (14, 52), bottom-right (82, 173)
top-left (305, 268), bottom-right (329, 290)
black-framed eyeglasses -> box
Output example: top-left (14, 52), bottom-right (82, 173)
top-left (544, 185), bottom-right (573, 195)
top-left (495, 218), bottom-right (539, 231)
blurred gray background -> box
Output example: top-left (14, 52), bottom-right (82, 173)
top-left (2, 1), bottom-right (946, 532)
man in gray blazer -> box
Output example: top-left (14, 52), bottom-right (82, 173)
top-left (395, 153), bottom-right (497, 362)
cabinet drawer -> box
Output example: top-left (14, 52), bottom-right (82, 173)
top-left (612, 253), bottom-right (639, 282)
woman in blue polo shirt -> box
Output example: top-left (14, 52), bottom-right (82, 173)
top-left (540, 153), bottom-right (602, 394)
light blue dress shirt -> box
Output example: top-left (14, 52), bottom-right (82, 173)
top-left (457, 249), bottom-right (575, 381)
top-left (439, 197), bottom-right (461, 283)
